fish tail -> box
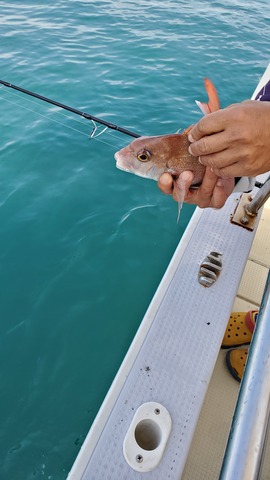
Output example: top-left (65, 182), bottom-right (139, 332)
top-left (195, 78), bottom-right (220, 115)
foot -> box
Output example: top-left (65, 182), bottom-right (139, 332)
top-left (221, 311), bottom-right (257, 348)
top-left (226, 348), bottom-right (249, 382)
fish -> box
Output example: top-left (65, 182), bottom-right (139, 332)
top-left (114, 78), bottom-right (220, 220)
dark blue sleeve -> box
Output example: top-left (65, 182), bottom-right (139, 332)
top-left (235, 78), bottom-right (270, 190)
top-left (255, 80), bottom-right (270, 101)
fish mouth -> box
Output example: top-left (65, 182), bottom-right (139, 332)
top-left (115, 163), bottom-right (131, 173)
top-left (114, 151), bottom-right (124, 164)
top-left (114, 151), bottom-right (130, 172)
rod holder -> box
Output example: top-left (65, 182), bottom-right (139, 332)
top-left (123, 402), bottom-right (172, 472)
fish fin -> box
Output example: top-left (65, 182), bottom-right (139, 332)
top-left (195, 78), bottom-right (220, 115)
top-left (182, 124), bottom-right (194, 135)
top-left (173, 175), bottom-right (188, 223)
top-left (177, 201), bottom-right (183, 223)
top-left (204, 78), bottom-right (220, 112)
top-left (195, 99), bottom-right (211, 115)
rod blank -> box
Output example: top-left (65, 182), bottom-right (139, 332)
top-left (0, 79), bottom-right (140, 138)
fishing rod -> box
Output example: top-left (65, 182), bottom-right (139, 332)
top-left (0, 80), bottom-right (140, 139)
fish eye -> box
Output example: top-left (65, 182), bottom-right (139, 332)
top-left (137, 149), bottom-right (151, 162)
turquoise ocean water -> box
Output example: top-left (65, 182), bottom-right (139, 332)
top-left (0, 1), bottom-right (269, 478)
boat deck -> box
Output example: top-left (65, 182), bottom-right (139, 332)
top-left (183, 198), bottom-right (270, 479)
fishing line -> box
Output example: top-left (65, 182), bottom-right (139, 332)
top-left (0, 94), bottom-right (120, 149)
top-left (0, 87), bottom-right (130, 147)
top-left (2, 86), bottom-right (92, 127)
top-left (0, 80), bottom-right (141, 140)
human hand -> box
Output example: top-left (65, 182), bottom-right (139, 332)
top-left (158, 167), bottom-right (234, 209)
top-left (188, 100), bottom-right (270, 178)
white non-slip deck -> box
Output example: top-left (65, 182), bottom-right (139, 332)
top-left (68, 65), bottom-right (270, 480)
top-left (182, 198), bottom-right (270, 480)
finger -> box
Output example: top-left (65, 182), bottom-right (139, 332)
top-left (196, 150), bottom-right (242, 177)
top-left (210, 178), bottom-right (234, 208)
top-left (211, 163), bottom-right (243, 178)
top-left (172, 171), bottom-right (194, 202)
top-left (187, 109), bottom-right (227, 143)
top-left (185, 177), bottom-right (232, 209)
top-left (198, 167), bottom-right (219, 192)
top-left (197, 146), bottom-right (242, 174)
top-left (206, 177), bottom-right (234, 209)
top-left (188, 131), bottom-right (229, 157)
top-left (184, 170), bottom-right (216, 206)
top-left (185, 167), bottom-right (218, 203)
top-left (158, 172), bottom-right (174, 195)
top-left (184, 167), bottom-right (233, 209)
top-left (218, 177), bottom-right (235, 197)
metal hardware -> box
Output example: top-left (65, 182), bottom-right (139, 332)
top-left (198, 252), bottom-right (223, 287)
top-left (231, 193), bottom-right (256, 230)
top-left (231, 177), bottom-right (270, 230)
top-left (246, 177), bottom-right (270, 216)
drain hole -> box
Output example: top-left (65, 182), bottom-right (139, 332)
top-left (134, 419), bottom-right (162, 451)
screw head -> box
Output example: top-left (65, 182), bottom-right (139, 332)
top-left (136, 454), bottom-right (143, 463)
top-left (240, 216), bottom-right (249, 225)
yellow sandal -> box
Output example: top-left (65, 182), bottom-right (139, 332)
top-left (221, 310), bottom-right (257, 349)
top-left (226, 348), bottom-right (249, 382)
